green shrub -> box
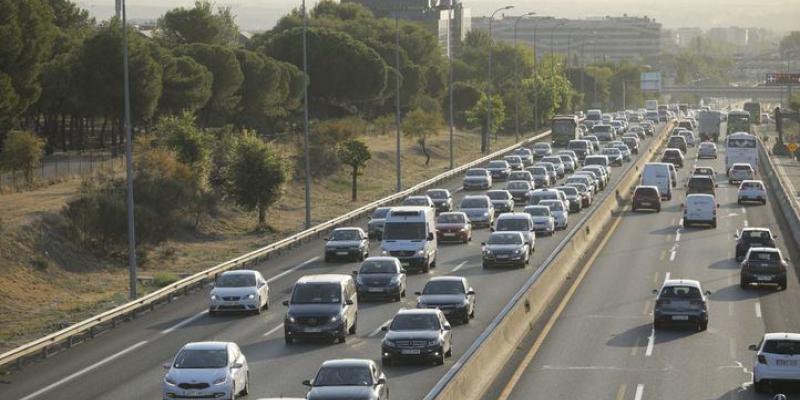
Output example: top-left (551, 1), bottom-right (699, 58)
top-left (153, 272), bottom-right (180, 287)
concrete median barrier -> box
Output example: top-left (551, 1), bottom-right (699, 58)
top-left (759, 140), bottom-right (800, 248)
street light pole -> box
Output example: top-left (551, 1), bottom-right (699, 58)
top-left (302, 0), bottom-right (311, 229)
top-left (395, 15), bottom-right (402, 191)
top-left (513, 12), bottom-right (536, 142)
top-left (550, 21), bottom-right (566, 116)
top-left (531, 18), bottom-right (547, 131)
top-left (448, 7), bottom-right (454, 169)
top-left (121, 0), bottom-right (137, 300)
top-left (486, 5), bottom-right (514, 153)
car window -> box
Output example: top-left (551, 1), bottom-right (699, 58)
top-left (427, 190), bottom-right (447, 199)
top-left (660, 286), bottom-right (701, 299)
top-left (748, 251), bottom-right (780, 262)
top-left (487, 233), bottom-right (523, 245)
top-left (635, 187), bottom-right (658, 196)
top-left (437, 213), bottom-right (465, 224)
top-left (763, 340), bottom-right (800, 355)
top-left (383, 222), bottom-right (426, 240)
top-left (314, 366), bottom-right (373, 387)
top-left (390, 314), bottom-right (441, 331)
top-left (466, 169), bottom-right (487, 177)
top-left (488, 161), bottom-right (508, 168)
top-left (291, 283), bottom-right (341, 304)
top-left (360, 260), bottom-right (398, 274)
top-left (540, 200), bottom-right (564, 211)
top-left (487, 191), bottom-right (511, 200)
top-left (372, 208), bottom-right (389, 219)
top-left (173, 349), bottom-right (228, 369)
top-left (741, 182), bottom-right (763, 190)
top-left (530, 167), bottom-right (547, 175)
top-left (743, 230), bottom-right (771, 241)
top-left (403, 197), bottom-right (429, 206)
top-left (688, 178), bottom-right (714, 190)
top-left (461, 198), bottom-right (488, 208)
top-left (423, 280), bottom-right (466, 294)
top-left (217, 273), bottom-right (256, 288)
top-left (507, 181), bottom-right (529, 190)
top-left (331, 230), bottom-right (361, 241)
top-left (525, 207), bottom-right (550, 216)
top-left (496, 218), bottom-right (531, 232)
top-left (558, 187), bottom-right (578, 196)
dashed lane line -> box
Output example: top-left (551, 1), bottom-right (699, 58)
top-left (263, 323), bottom-right (284, 337)
top-left (634, 384), bottom-right (645, 400)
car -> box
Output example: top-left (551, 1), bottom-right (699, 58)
top-left (680, 130), bottom-right (697, 147)
top-left (729, 163), bottom-right (755, 184)
top-left (505, 180), bottom-right (534, 202)
top-left (486, 189), bottom-right (515, 215)
top-left (600, 147), bottom-right (624, 166)
top-left (511, 147), bottom-right (534, 166)
top-left (580, 164), bottom-right (610, 186)
top-left (403, 195), bottom-right (435, 209)
top-left (531, 142), bottom-right (552, 159)
top-left (209, 270), bottom-right (270, 316)
top-left (621, 137), bottom-right (639, 154)
top-left (738, 180), bottom-right (767, 205)
top-left (632, 185), bottom-right (661, 212)
top-left (493, 212), bottom-right (536, 253)
top-left (628, 126), bottom-right (646, 139)
top-left (682, 194), bottom-right (718, 228)
top-left (426, 189), bottom-right (453, 213)
top-left (740, 247), bottom-right (788, 290)
top-left (415, 276), bottom-right (476, 325)
top-left (565, 182), bottom-right (593, 207)
top-left (697, 142), bottom-right (718, 159)
top-left (556, 149), bottom-right (580, 166)
top-left (557, 154), bottom-right (576, 173)
top-left (555, 185), bottom-right (582, 213)
top-left (508, 170), bottom-right (534, 185)
top-left (652, 279), bottom-right (710, 331)
top-left (667, 135), bottom-right (688, 153)
top-left (567, 140), bottom-right (592, 161)
top-left (380, 207), bottom-right (438, 273)
top-left (463, 168), bottom-right (492, 190)
top-left (303, 359), bottom-right (388, 400)
top-left (749, 333), bottom-right (800, 393)
top-left (583, 135), bottom-right (601, 151)
top-left (459, 195), bottom-right (494, 228)
top-left (162, 342), bottom-right (250, 400)
top-left (435, 212), bottom-right (472, 243)
top-left (565, 175), bottom-right (597, 195)
top-left (661, 148), bottom-right (685, 168)
top-left (526, 166), bottom-right (551, 188)
top-left (612, 143), bottom-right (632, 161)
top-left (283, 274), bottom-right (358, 344)
top-left (583, 155), bottom-right (611, 175)
top-left (528, 188), bottom-right (567, 206)
top-left (734, 227), bottom-right (778, 261)
top-left (354, 257), bottom-right (407, 301)
top-left (368, 207), bottom-right (391, 239)
top-left (481, 231), bottom-right (530, 269)
top-left (503, 155), bottom-right (525, 171)
top-left (686, 175), bottom-right (716, 196)
top-left (609, 120), bottom-right (626, 135)
top-left (538, 199), bottom-right (568, 230)
top-left (487, 160), bottom-right (512, 181)
top-left (535, 161), bottom-right (558, 184)
top-left (381, 309), bottom-right (453, 366)
top-left (523, 205), bottom-right (556, 236)
top-left (541, 156), bottom-right (566, 178)
top-left (325, 227), bottom-right (369, 262)
top-left (667, 163), bottom-right (678, 187)
top-left (591, 124), bottom-right (615, 141)
top-left (690, 166), bottom-right (716, 180)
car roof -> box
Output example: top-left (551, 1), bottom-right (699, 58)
top-left (742, 227), bottom-right (771, 232)
top-left (740, 179), bottom-right (763, 184)
top-left (635, 185), bottom-right (659, 190)
top-left (221, 270), bottom-right (257, 276)
top-left (463, 195), bottom-right (489, 200)
top-left (490, 231), bottom-right (524, 238)
top-left (438, 211), bottom-right (467, 217)
top-left (182, 342), bottom-right (231, 351)
top-left (320, 359), bottom-right (374, 368)
top-left (363, 256), bottom-right (399, 262)
top-left (395, 308), bottom-right (442, 317)
top-left (297, 274), bottom-right (351, 284)
top-left (333, 227), bottom-right (363, 233)
top-left (663, 279), bottom-right (702, 288)
top-left (748, 247), bottom-right (780, 253)
top-left (763, 332), bottom-right (800, 342)
top-left (496, 212), bottom-right (532, 220)
top-left (427, 188), bottom-right (449, 193)
top-left (428, 276), bottom-right (466, 283)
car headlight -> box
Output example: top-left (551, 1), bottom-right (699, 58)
top-left (383, 339), bottom-right (396, 347)
top-left (390, 275), bottom-right (401, 284)
top-left (514, 249), bottom-right (521, 255)
top-left (330, 315), bottom-right (340, 323)
top-left (416, 249), bottom-right (426, 256)
top-left (246, 294), bottom-right (256, 300)
top-left (427, 339), bottom-right (440, 346)
top-left (287, 316), bottom-right (296, 323)
top-left (164, 375), bottom-right (176, 386)
top-left (483, 249), bottom-right (492, 255)
top-left (210, 294), bottom-right (217, 301)
top-left (212, 376), bottom-right (227, 386)
top-left (483, 212), bottom-right (489, 217)
top-left (381, 250), bottom-right (389, 256)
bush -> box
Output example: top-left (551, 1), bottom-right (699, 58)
top-left (294, 118), bottom-right (359, 178)
top-left (0, 131), bottom-right (45, 185)
top-left (229, 134), bottom-right (288, 227)
top-left (31, 256), bottom-right (49, 271)
top-left (153, 272), bottom-right (180, 287)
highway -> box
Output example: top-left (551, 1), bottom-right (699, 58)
top-left (1, 129), bottom-right (663, 400)
top-left (487, 132), bottom-right (800, 399)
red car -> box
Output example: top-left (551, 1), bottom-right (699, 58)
top-left (436, 212), bottom-right (472, 243)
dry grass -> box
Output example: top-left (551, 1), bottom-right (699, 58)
top-left (0, 129), bottom-right (522, 351)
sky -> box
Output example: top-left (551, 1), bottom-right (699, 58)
top-left (77, 1), bottom-right (800, 33)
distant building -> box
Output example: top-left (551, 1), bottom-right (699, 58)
top-left (473, 15), bottom-right (662, 65)
top-left (708, 26), bottom-right (750, 47)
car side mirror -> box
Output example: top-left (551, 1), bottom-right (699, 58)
top-left (323, 237), bottom-right (330, 241)
top-left (748, 344), bottom-right (758, 351)
top-left (652, 289), bottom-right (658, 294)
top-left (282, 300), bottom-right (290, 306)
top-left (345, 299), bottom-right (354, 305)
top-left (302, 379), bottom-right (312, 387)
top-left (400, 268), bottom-right (407, 274)
top-left (258, 282), bottom-right (266, 288)
top-left (352, 270), bottom-right (359, 276)
top-left (717, 204), bottom-right (720, 209)
top-left (443, 323), bottom-right (452, 331)
top-left (704, 290), bottom-right (712, 296)
top-left (414, 291), bottom-right (421, 296)
top-left (377, 378), bottom-right (387, 386)
top-left (490, 227), bottom-right (495, 232)
top-left (427, 232), bottom-right (434, 241)
top-left (468, 290), bottom-right (476, 295)
top-left (774, 235), bottom-right (779, 240)
top-left (162, 362), bottom-right (171, 370)
top-left (715, 184), bottom-right (719, 188)
top-left (232, 363), bottom-right (243, 369)
top-left (381, 326), bottom-right (388, 331)
top-left (480, 242), bottom-right (486, 246)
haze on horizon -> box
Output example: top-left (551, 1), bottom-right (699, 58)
top-left (78, 0), bottom-right (799, 33)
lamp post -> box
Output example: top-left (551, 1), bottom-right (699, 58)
top-left (448, 7), bottom-right (455, 169)
top-left (485, 5), bottom-right (514, 153)
top-left (301, 0), bottom-right (312, 229)
top-left (513, 12), bottom-right (536, 142)
top-left (531, 18), bottom-right (549, 131)
top-left (395, 14), bottom-right (402, 191)
top-left (550, 21), bottom-right (566, 116)
top-left (121, 0), bottom-right (137, 300)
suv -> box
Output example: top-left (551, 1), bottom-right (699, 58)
top-left (567, 140), bottom-right (591, 160)
top-left (750, 333), bottom-right (800, 393)
top-left (729, 163), bottom-right (755, 184)
top-left (481, 232), bottom-right (530, 269)
top-left (734, 227), bottom-right (777, 261)
top-left (740, 247), bottom-right (788, 290)
top-left (686, 175), bottom-right (716, 196)
top-left (381, 309), bottom-right (453, 366)
top-left (661, 148), bottom-right (685, 168)
top-left (493, 212), bottom-right (536, 253)
top-left (283, 274), bottom-right (358, 344)
top-left (324, 228), bottom-right (369, 262)
top-left (415, 276), bottom-right (477, 325)
top-left (653, 279), bottom-right (710, 331)
top-left (667, 135), bottom-right (688, 153)
top-left (632, 185), bottom-right (661, 212)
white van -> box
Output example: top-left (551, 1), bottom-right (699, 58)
top-left (683, 194), bottom-right (718, 228)
top-left (642, 163), bottom-right (673, 200)
top-left (380, 207), bottom-right (438, 273)
top-left (645, 99), bottom-right (659, 111)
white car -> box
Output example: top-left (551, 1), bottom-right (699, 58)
top-left (538, 199), bottom-right (569, 230)
top-left (750, 332), bottom-right (800, 393)
top-left (163, 342), bottom-right (250, 400)
top-left (683, 194), bottom-right (718, 228)
top-left (738, 180), bottom-right (767, 205)
top-left (209, 270), bottom-right (270, 316)
top-left (690, 166), bottom-right (716, 180)
top-left (523, 205), bottom-right (555, 236)
top-left (697, 142), bottom-right (717, 159)
top-left (729, 163), bottom-right (755, 184)
top-left (600, 148), bottom-right (624, 166)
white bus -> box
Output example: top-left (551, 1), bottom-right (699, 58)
top-left (725, 132), bottom-right (758, 174)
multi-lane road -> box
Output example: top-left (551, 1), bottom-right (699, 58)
top-left (487, 133), bottom-right (800, 399)
top-left (2, 128), bottom-right (662, 400)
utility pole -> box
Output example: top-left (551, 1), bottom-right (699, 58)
top-left (448, 7), bottom-right (455, 169)
top-left (121, 0), bottom-right (137, 300)
top-left (486, 5), bottom-right (514, 153)
top-left (513, 12), bottom-right (535, 142)
top-left (302, 0), bottom-right (311, 229)
top-left (395, 15), bottom-right (402, 191)
top-left (622, 79), bottom-right (627, 110)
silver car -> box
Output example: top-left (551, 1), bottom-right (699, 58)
top-left (368, 207), bottom-right (391, 239)
top-left (531, 142), bottom-right (552, 159)
top-left (557, 154), bottom-right (576, 173)
top-left (511, 147), bottom-right (534, 166)
top-left (463, 168), bottom-right (492, 190)
top-left (459, 195), bottom-right (494, 228)
top-left (697, 142), bottom-right (717, 159)
top-left (209, 270), bottom-right (270, 316)
top-left (523, 205), bottom-right (555, 236)
top-left (486, 190), bottom-right (515, 215)
top-left (403, 195), bottom-right (435, 208)
top-left (163, 342), bottom-right (250, 400)
top-left (487, 160), bottom-right (512, 181)
top-left (325, 227), bottom-right (369, 262)
top-left (541, 156), bottom-right (566, 178)
top-left (503, 155), bottom-right (525, 171)
top-left (505, 180), bottom-right (534, 202)
top-left (538, 199), bottom-right (569, 230)
top-left (652, 279), bottom-right (710, 331)
top-left (481, 231), bottom-right (530, 269)
top-left (493, 212), bottom-right (536, 253)
top-left (527, 166), bottom-right (551, 188)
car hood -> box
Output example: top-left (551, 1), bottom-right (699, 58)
top-left (418, 294), bottom-right (467, 305)
top-left (464, 176), bottom-right (489, 181)
top-left (486, 244), bottom-right (524, 252)
top-left (385, 329), bottom-right (441, 341)
top-left (531, 216), bottom-right (554, 223)
top-left (357, 273), bottom-right (398, 285)
top-left (211, 287), bottom-right (257, 297)
top-left (381, 241), bottom-right (425, 252)
top-left (327, 240), bottom-right (362, 248)
top-left (287, 304), bottom-right (341, 317)
top-left (307, 386), bottom-right (377, 400)
top-left (167, 368), bottom-right (227, 385)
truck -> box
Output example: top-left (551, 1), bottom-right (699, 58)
top-left (550, 115), bottom-right (580, 147)
top-left (645, 100), bottom-right (659, 112)
top-left (698, 110), bottom-right (722, 142)
top-left (744, 102), bottom-right (761, 124)
top-left (727, 110), bottom-right (751, 135)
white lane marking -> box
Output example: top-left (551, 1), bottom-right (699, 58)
top-left (669, 245), bottom-right (678, 261)
top-left (741, 207), bottom-right (746, 214)
top-left (678, 218), bottom-right (683, 226)
top-left (19, 340), bottom-right (149, 400)
top-left (267, 256), bottom-right (319, 284)
top-left (755, 302), bottom-right (762, 319)
top-left (744, 219), bottom-right (749, 227)
top-left (263, 323), bottom-right (284, 337)
top-left (452, 261), bottom-right (468, 272)
top-left (665, 272), bottom-right (671, 281)
top-left (675, 228), bottom-right (681, 242)
top-left (369, 318), bottom-right (393, 337)
top-left (729, 302), bottom-right (734, 317)
top-left (634, 384), bottom-right (645, 400)
top-left (645, 328), bottom-right (655, 357)
top-left (162, 310), bottom-right (207, 335)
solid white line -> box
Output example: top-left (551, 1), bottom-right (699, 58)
top-left (755, 302), bottom-right (762, 319)
top-left (729, 302), bottom-right (734, 317)
top-left (19, 340), bottom-right (149, 400)
top-left (678, 218), bottom-right (683, 226)
top-left (645, 328), bottom-right (655, 357)
top-left (369, 319), bottom-right (393, 337)
top-left (452, 261), bottom-right (468, 272)
top-left (675, 228), bottom-right (681, 242)
top-left (744, 219), bottom-right (749, 227)
top-left (267, 256), bottom-right (319, 284)
top-left (162, 310), bottom-right (207, 335)
top-left (634, 384), bottom-right (645, 400)
top-left (263, 323), bottom-right (284, 337)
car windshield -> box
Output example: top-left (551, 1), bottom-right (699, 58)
top-left (403, 197), bottom-right (429, 206)
top-left (314, 366), bottom-right (373, 387)
top-left (507, 182), bottom-right (529, 190)
top-left (740, 182), bottom-right (763, 190)
top-left (530, 167), bottom-right (547, 175)
top-left (664, 150), bottom-right (681, 157)
top-left (593, 126), bottom-right (611, 132)
top-left (504, 156), bottom-right (521, 163)
top-left (542, 157), bottom-right (561, 164)
top-left (763, 340), bottom-right (800, 355)
top-left (688, 178), bottom-right (713, 191)
top-left (636, 188), bottom-right (658, 196)
top-left (558, 155), bottom-right (572, 162)
top-left (743, 230), bottom-right (771, 241)
top-left (173, 349), bottom-right (228, 369)
top-left (372, 208), bottom-right (389, 219)
top-left (533, 144), bottom-right (550, 150)
top-left (466, 169), bottom-right (486, 177)
top-left (487, 192), bottom-right (510, 200)
top-left (291, 283), bottom-right (341, 304)
top-left (694, 168), bottom-right (713, 175)
top-left (700, 143), bottom-right (714, 149)
top-left (488, 161), bottom-right (508, 168)
top-left (558, 187), bottom-right (578, 196)
top-left (331, 230), bottom-right (360, 241)
top-left (360, 260), bottom-right (397, 274)
top-left (602, 149), bottom-right (620, 155)
top-left (461, 198), bottom-right (488, 209)
top-left (525, 207), bottom-right (550, 217)
top-left (427, 190), bottom-right (447, 199)
top-left (509, 172), bottom-right (530, 180)
top-left (568, 183), bottom-right (588, 192)
top-left (488, 233), bottom-right (523, 245)
top-left (383, 222), bottom-right (426, 240)
top-left (390, 314), bottom-right (441, 331)
top-left (437, 214), bottom-right (465, 224)
top-left (540, 201), bottom-right (564, 211)
top-left (496, 218), bottom-right (530, 231)
top-left (423, 280), bottom-right (465, 294)
top-left (732, 165), bottom-right (752, 171)
top-left (569, 142), bottom-right (587, 149)
top-left (748, 251), bottom-right (780, 263)
top-left (660, 286), bottom-right (701, 299)
top-left (216, 273), bottom-right (256, 288)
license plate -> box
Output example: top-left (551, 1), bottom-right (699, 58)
top-left (756, 275), bottom-right (773, 281)
top-left (336, 251), bottom-right (348, 256)
top-left (401, 349), bottom-right (421, 355)
top-left (401, 262), bottom-right (410, 267)
top-left (305, 327), bottom-right (322, 333)
top-left (672, 315), bottom-right (689, 321)
top-left (444, 233), bottom-right (455, 237)
top-left (497, 255), bottom-right (509, 259)
top-left (368, 288), bottom-right (384, 292)
top-left (777, 359), bottom-right (798, 367)
top-left (186, 391), bottom-right (202, 396)
top-left (641, 202), bottom-right (650, 206)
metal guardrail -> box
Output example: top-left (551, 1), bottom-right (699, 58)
top-left (0, 130), bottom-right (552, 371)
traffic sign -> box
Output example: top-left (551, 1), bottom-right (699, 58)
top-left (788, 142), bottom-right (798, 153)
top-left (766, 73), bottom-right (800, 86)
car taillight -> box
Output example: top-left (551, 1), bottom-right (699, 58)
top-left (656, 299), bottom-right (670, 306)
top-left (757, 355), bottom-right (768, 365)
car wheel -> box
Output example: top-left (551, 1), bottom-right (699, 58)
top-left (779, 279), bottom-right (787, 291)
top-left (284, 335), bottom-right (293, 345)
top-left (653, 320), bottom-right (661, 330)
top-left (324, 254), bottom-right (331, 263)
top-left (656, 206), bottom-right (661, 213)
top-left (463, 312), bottom-right (470, 325)
top-left (254, 302), bottom-right (262, 315)
top-left (699, 321), bottom-right (708, 331)
top-left (762, 199), bottom-right (767, 205)
top-left (382, 357), bottom-right (392, 366)
top-left (445, 345), bottom-right (453, 357)
top-left (394, 292), bottom-right (402, 302)
top-left (431, 259), bottom-right (437, 269)
top-left (349, 317), bottom-right (357, 335)
top-left (209, 308), bottom-right (217, 317)
top-left (737, 199), bottom-right (742, 205)
top-left (482, 262), bottom-right (488, 269)
top-left (422, 262), bottom-right (431, 273)
top-left (740, 279), bottom-right (748, 289)
top-left (338, 327), bottom-right (348, 344)
top-left (241, 372), bottom-right (250, 396)
top-left (230, 386), bottom-right (236, 400)
top-left (435, 352), bottom-right (445, 366)
top-left (711, 220), bottom-right (717, 229)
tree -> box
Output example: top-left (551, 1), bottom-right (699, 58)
top-left (780, 32), bottom-right (800, 57)
top-left (403, 107), bottom-right (441, 165)
top-left (336, 139), bottom-right (371, 201)
top-left (178, 43), bottom-right (244, 126)
top-left (0, 130), bottom-right (45, 185)
top-left (466, 94), bottom-right (506, 137)
top-left (233, 49), bottom-right (303, 130)
top-left (157, 55), bottom-right (213, 115)
top-left (372, 114), bottom-right (394, 135)
top-left (157, 0), bottom-right (239, 47)
top-left (229, 134), bottom-right (288, 227)
top-left (156, 112), bottom-right (211, 170)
